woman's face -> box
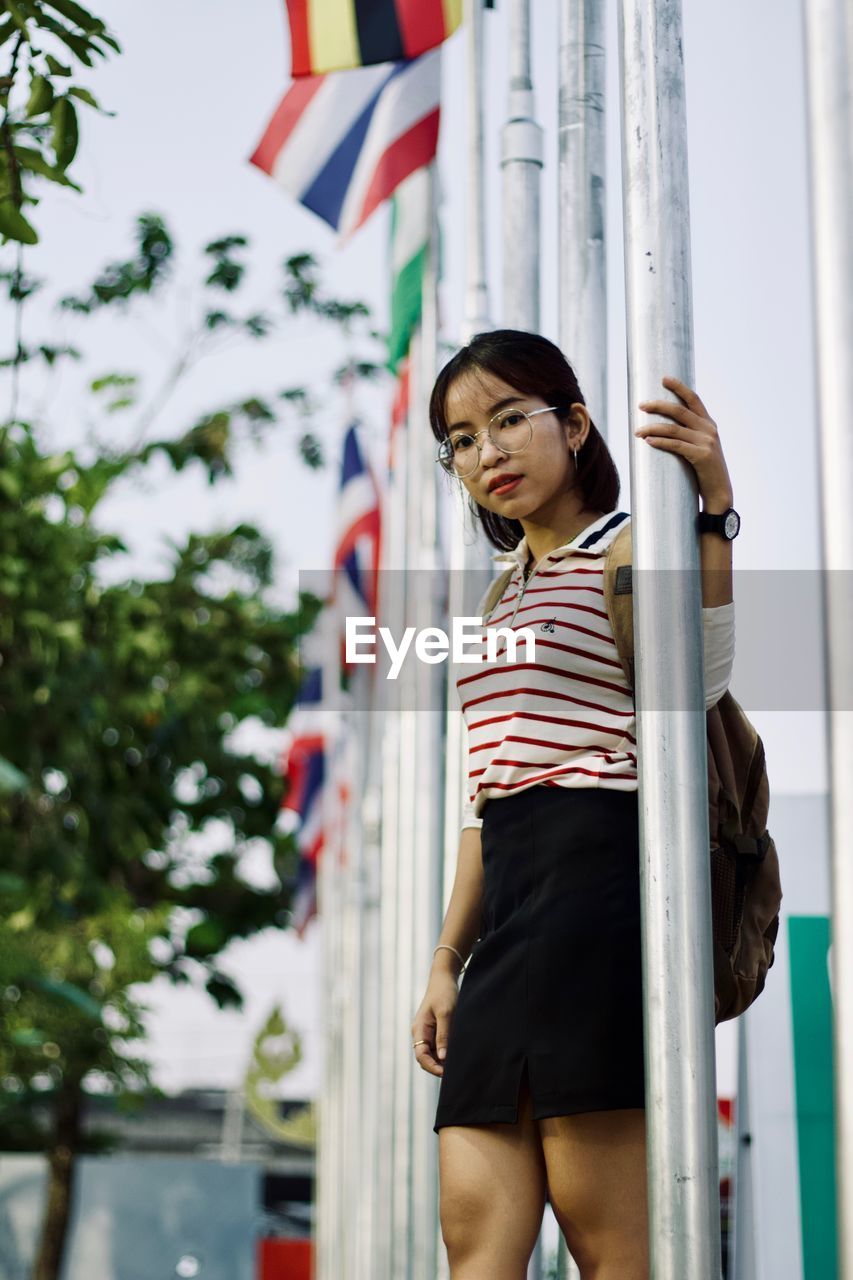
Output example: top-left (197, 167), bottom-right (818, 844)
top-left (443, 369), bottom-right (585, 521)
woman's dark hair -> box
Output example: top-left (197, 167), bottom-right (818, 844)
top-left (429, 329), bottom-right (620, 551)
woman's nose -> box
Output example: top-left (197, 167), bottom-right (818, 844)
top-left (479, 433), bottom-right (508, 466)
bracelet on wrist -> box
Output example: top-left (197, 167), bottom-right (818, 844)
top-left (433, 944), bottom-right (467, 975)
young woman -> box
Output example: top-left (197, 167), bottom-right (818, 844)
top-left (411, 330), bottom-right (736, 1280)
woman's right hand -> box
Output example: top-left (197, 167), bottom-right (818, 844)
top-left (411, 971), bottom-right (460, 1077)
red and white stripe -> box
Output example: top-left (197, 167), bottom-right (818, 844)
top-left (456, 512), bottom-right (637, 828)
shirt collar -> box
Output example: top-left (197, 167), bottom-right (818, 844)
top-left (490, 510), bottom-right (631, 569)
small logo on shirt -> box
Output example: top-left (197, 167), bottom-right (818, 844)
top-left (540, 618), bottom-right (556, 633)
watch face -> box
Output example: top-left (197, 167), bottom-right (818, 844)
top-left (724, 510), bottom-right (740, 539)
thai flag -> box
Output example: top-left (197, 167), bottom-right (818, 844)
top-left (281, 666), bottom-right (326, 937)
top-left (333, 423), bottom-right (381, 683)
top-left (249, 49), bottom-right (441, 243)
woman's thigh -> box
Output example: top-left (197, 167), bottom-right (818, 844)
top-left (538, 1108), bottom-right (648, 1278)
top-left (438, 1067), bottom-right (548, 1278)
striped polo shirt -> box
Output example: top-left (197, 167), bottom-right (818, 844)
top-left (456, 510), bottom-right (637, 829)
top-left (457, 509), bottom-right (736, 830)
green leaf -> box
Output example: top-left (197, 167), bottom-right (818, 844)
top-left (51, 96), bottom-right (79, 168)
top-left (42, 0), bottom-right (108, 36)
top-left (68, 85), bottom-right (112, 113)
top-left (0, 200), bottom-right (38, 245)
top-left (15, 145), bottom-right (82, 191)
top-left (26, 74), bottom-right (54, 116)
top-left (31, 975), bottom-right (103, 1019)
top-left (34, 11), bottom-right (94, 64)
top-left (90, 373), bottom-right (137, 392)
top-left (45, 53), bottom-right (73, 76)
top-left (0, 871), bottom-right (27, 892)
top-left (0, 17), bottom-right (19, 47)
top-left (0, 755), bottom-right (28, 793)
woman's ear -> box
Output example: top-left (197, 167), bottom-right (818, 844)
top-left (565, 402), bottom-right (591, 447)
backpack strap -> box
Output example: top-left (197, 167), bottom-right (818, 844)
top-left (602, 521), bottom-right (635, 691)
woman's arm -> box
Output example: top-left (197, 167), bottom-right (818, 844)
top-left (412, 827), bottom-right (485, 1076)
top-left (430, 826), bottom-right (484, 979)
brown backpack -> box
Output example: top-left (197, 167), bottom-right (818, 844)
top-left (478, 519), bottom-right (782, 1023)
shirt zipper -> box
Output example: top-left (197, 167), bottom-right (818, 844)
top-left (508, 559), bottom-right (542, 628)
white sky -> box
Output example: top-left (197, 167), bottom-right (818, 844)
top-left (4, 0), bottom-right (824, 1098)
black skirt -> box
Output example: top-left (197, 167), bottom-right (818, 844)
top-left (434, 785), bottom-right (646, 1132)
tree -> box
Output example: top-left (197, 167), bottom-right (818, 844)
top-left (0, 220), bottom-right (386, 1279)
top-left (0, 0), bottom-right (120, 245)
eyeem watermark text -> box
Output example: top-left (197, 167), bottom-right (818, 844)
top-left (346, 617), bottom-right (537, 680)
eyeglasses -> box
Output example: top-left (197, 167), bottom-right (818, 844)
top-left (436, 405), bottom-right (559, 477)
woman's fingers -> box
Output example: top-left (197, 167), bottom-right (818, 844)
top-left (435, 1007), bottom-right (453, 1064)
top-left (412, 1013), bottom-right (444, 1077)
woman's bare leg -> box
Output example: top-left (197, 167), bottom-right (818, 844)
top-left (539, 1108), bottom-right (649, 1280)
top-left (438, 1065), bottom-right (548, 1280)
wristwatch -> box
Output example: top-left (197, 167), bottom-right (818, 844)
top-left (696, 506), bottom-right (740, 540)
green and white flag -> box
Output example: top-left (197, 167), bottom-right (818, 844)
top-left (387, 166), bottom-right (429, 373)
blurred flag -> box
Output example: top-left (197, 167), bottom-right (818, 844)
top-left (387, 166), bottom-right (429, 372)
top-left (285, 0), bottom-right (462, 76)
top-left (387, 354), bottom-right (410, 476)
top-left (332, 423), bottom-right (381, 682)
top-left (249, 49), bottom-right (441, 243)
top-left (280, 666), bottom-right (327, 937)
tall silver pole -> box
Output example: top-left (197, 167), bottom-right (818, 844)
top-left (501, 0), bottom-right (543, 330)
top-left (731, 1017), bottom-right (756, 1280)
top-left (557, 12), bottom-right (606, 1268)
top-left (801, 3), bottom-right (853, 1273)
top-left (409, 162), bottom-right (444, 1280)
top-left (616, 3), bottom-right (721, 1277)
top-left (558, 0), bottom-right (607, 433)
top-left (391, 328), bottom-right (423, 1280)
top-left (437, 12), bottom-right (496, 1277)
top-left (463, 0), bottom-right (492, 339)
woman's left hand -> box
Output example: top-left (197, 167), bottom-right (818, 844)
top-left (635, 375), bottom-right (733, 509)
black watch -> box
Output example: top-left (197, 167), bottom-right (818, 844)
top-left (696, 506), bottom-right (740, 540)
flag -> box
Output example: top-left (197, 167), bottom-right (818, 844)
top-left (285, 0), bottom-right (462, 76)
top-left (333, 423), bottom-right (381, 681)
top-left (387, 166), bottom-right (429, 372)
top-left (250, 50), bottom-right (441, 243)
top-left (280, 665), bottom-right (327, 937)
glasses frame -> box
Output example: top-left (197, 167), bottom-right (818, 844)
top-left (436, 405), bottom-right (560, 478)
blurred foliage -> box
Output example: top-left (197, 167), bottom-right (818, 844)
top-left (0, 411), bottom-right (329, 1099)
top-left (0, 0), bottom-right (120, 245)
top-left (2, 212), bottom-right (389, 471)
top-left (0, 210), bottom-right (386, 1277)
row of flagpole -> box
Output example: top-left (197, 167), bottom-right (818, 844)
top-left (270, 0), bottom-right (853, 1275)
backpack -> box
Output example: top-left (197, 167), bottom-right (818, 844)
top-left (478, 519), bottom-right (782, 1024)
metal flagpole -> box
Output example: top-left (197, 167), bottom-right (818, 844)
top-left (558, 0), bottom-right (607, 433)
top-left (501, 0), bottom-right (543, 331)
top-left (409, 160), bottom-right (445, 1280)
top-left (801, 3), bottom-right (853, 1273)
top-left (390, 325), bottom-right (423, 1280)
top-left (557, 6), bottom-right (607, 1277)
top-left (438, 10), bottom-right (498, 1267)
top-left (375, 414), bottom-right (408, 1280)
top-left (317, 655), bottom-right (346, 1280)
top-left (500, 10), bottom-right (543, 1275)
top-left (463, 0), bottom-right (493, 341)
top-left (616, 2), bottom-right (722, 1276)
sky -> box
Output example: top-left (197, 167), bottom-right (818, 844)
top-left (2, 0), bottom-right (824, 1099)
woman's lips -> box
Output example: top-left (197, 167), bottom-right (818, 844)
top-left (491, 475), bottom-right (523, 496)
